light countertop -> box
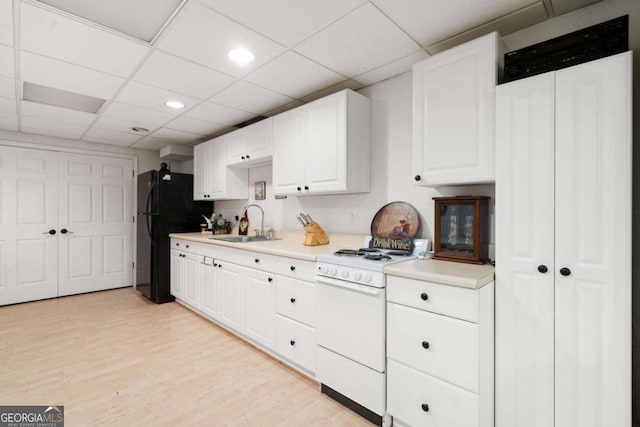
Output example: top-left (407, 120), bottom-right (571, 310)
top-left (169, 229), bottom-right (366, 261)
top-left (385, 259), bottom-right (495, 289)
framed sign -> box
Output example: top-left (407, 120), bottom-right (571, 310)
top-left (370, 201), bottom-right (420, 252)
top-left (255, 181), bottom-right (266, 200)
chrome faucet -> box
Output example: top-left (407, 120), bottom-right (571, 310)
top-left (243, 204), bottom-right (264, 237)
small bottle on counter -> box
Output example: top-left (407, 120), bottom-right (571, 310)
top-left (239, 212), bottom-right (249, 236)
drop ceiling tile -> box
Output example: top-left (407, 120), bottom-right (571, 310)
top-left (0, 97), bottom-right (15, 114)
top-left (20, 51), bottom-right (124, 100)
top-left (21, 116), bottom-right (89, 139)
top-left (372, 0), bottom-right (534, 47)
top-left (300, 80), bottom-right (363, 103)
top-left (245, 51), bottom-right (345, 99)
top-left (83, 127), bottom-right (143, 146)
top-left (21, 100), bottom-right (97, 126)
top-left (157, 2), bottom-right (286, 77)
top-left (0, 44), bottom-right (14, 77)
top-left (0, 0), bottom-right (13, 46)
top-left (92, 115), bottom-right (156, 136)
top-left (198, 0), bottom-right (367, 47)
top-left (37, 0), bottom-right (183, 43)
top-left (210, 81), bottom-right (293, 115)
top-left (133, 51), bottom-right (235, 99)
top-left (185, 101), bottom-right (255, 126)
top-left (101, 102), bottom-right (175, 129)
top-left (116, 81), bottom-right (200, 114)
top-left (166, 116), bottom-right (227, 135)
top-left (20, 3), bottom-right (149, 77)
top-left (353, 50), bottom-right (429, 86)
top-left (151, 127), bottom-right (204, 143)
top-left (295, 3), bottom-right (421, 77)
top-left (0, 75), bottom-right (15, 98)
top-left (0, 112), bottom-right (17, 131)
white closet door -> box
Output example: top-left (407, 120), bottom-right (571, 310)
top-left (554, 52), bottom-right (632, 427)
top-left (58, 153), bottom-right (133, 296)
top-left (0, 146), bottom-right (58, 305)
top-left (495, 72), bottom-right (556, 427)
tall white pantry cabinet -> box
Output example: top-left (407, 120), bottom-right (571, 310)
top-left (495, 51), bottom-right (632, 427)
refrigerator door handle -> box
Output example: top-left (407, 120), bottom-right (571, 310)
top-left (145, 188), bottom-right (154, 242)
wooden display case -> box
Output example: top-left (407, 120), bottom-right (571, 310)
top-left (433, 196), bottom-right (490, 264)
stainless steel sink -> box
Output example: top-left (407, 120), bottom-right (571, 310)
top-left (209, 235), bottom-right (280, 243)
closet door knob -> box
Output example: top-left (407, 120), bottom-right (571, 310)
top-left (560, 267), bottom-right (571, 276)
top-left (537, 265), bottom-right (548, 273)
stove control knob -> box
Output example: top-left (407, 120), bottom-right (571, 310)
top-left (341, 269), bottom-right (349, 279)
top-left (353, 271), bottom-right (362, 281)
top-left (329, 267), bottom-right (338, 276)
top-left (363, 273), bottom-right (373, 283)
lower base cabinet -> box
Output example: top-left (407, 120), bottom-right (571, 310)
top-left (170, 238), bottom-right (317, 377)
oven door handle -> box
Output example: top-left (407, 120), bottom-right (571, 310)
top-left (315, 276), bottom-right (382, 296)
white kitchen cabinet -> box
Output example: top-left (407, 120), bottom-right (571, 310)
top-left (170, 249), bottom-right (184, 299)
top-left (0, 146), bottom-right (133, 306)
top-left (495, 52), bottom-right (632, 427)
top-left (272, 89), bottom-right (370, 196)
top-left (412, 32), bottom-right (504, 186)
top-left (386, 276), bottom-right (494, 427)
top-left (218, 260), bottom-right (245, 333)
top-left (199, 256), bottom-right (220, 321)
top-left (193, 137), bottom-right (248, 201)
top-left (226, 118), bottom-right (273, 167)
top-left (169, 243), bottom-right (200, 306)
top-left (244, 268), bottom-right (276, 350)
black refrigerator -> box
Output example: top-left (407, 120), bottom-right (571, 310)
top-left (136, 166), bottom-right (212, 303)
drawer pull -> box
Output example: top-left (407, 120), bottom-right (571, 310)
top-left (421, 403), bottom-right (429, 412)
top-left (421, 341), bottom-right (430, 349)
top-left (268, 277), bottom-right (273, 282)
top-left (290, 265), bottom-right (296, 271)
top-left (290, 297), bottom-right (296, 303)
top-left (186, 245), bottom-right (189, 248)
top-left (255, 258), bottom-right (260, 263)
top-left (420, 292), bottom-right (429, 301)
top-left (290, 340), bottom-right (296, 346)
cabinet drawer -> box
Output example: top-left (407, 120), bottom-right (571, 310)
top-left (276, 276), bottom-right (316, 327)
top-left (200, 244), bottom-right (247, 266)
top-left (248, 252), bottom-right (278, 273)
top-left (275, 315), bottom-right (316, 373)
top-left (388, 302), bottom-right (479, 392)
top-left (387, 276), bottom-right (479, 322)
top-left (388, 359), bottom-right (478, 427)
top-left (171, 239), bottom-right (199, 254)
top-left (276, 257), bottom-right (315, 280)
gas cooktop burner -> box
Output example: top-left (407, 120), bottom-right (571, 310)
top-left (364, 254), bottom-right (393, 261)
top-left (358, 248), bottom-right (380, 253)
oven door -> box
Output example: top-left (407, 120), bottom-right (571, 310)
top-left (315, 275), bottom-right (385, 372)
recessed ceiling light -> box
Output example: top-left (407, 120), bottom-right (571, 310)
top-left (165, 100), bottom-right (185, 109)
top-left (228, 48), bottom-right (255, 65)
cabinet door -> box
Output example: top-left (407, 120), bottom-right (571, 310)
top-left (245, 117), bottom-right (272, 161)
top-left (208, 139), bottom-right (227, 198)
top-left (495, 72), bottom-right (555, 427)
top-left (303, 92), bottom-right (347, 194)
top-left (182, 253), bottom-right (200, 307)
top-left (272, 108), bottom-right (304, 194)
top-left (57, 153), bottom-right (133, 296)
top-left (225, 129), bottom-right (246, 166)
top-left (413, 32), bottom-right (500, 186)
top-left (200, 258), bottom-right (219, 320)
top-left (193, 142), bottom-right (209, 200)
top-left (554, 52), bottom-right (631, 427)
top-left (0, 146), bottom-right (59, 306)
top-left (244, 268), bottom-right (275, 349)
top-left (170, 249), bottom-right (183, 299)
top-left (218, 261), bottom-right (245, 333)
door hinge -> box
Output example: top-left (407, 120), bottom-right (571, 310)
top-left (132, 261), bottom-right (135, 269)
top-left (132, 216), bottom-right (135, 223)
top-left (132, 170), bottom-right (135, 177)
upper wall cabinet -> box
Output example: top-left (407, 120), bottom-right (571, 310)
top-left (413, 32), bottom-right (505, 186)
top-left (272, 89), bottom-right (371, 196)
top-left (226, 118), bottom-right (273, 168)
top-left (193, 136), bottom-right (248, 201)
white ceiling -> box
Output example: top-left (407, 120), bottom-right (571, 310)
top-left (0, 0), bottom-right (599, 151)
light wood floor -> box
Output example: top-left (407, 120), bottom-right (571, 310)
top-left (0, 288), bottom-right (373, 426)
